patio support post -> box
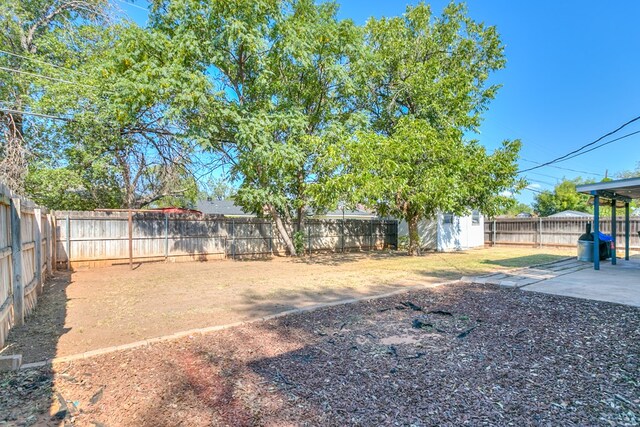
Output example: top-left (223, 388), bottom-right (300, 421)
top-left (611, 203), bottom-right (616, 265)
top-left (625, 202), bottom-right (630, 261)
top-left (593, 195), bottom-right (600, 270)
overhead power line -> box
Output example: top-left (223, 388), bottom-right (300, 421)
top-left (0, 107), bottom-right (71, 121)
top-left (518, 115), bottom-right (640, 173)
top-left (114, 0), bottom-right (149, 12)
top-left (524, 170), bottom-right (561, 180)
top-left (0, 49), bottom-right (87, 76)
top-left (523, 187), bottom-right (545, 194)
top-left (555, 129), bottom-right (640, 163)
top-left (520, 158), bottom-right (604, 177)
top-left (0, 65), bottom-right (87, 86)
top-left (524, 177), bottom-right (555, 186)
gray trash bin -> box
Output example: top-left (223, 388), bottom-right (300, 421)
top-left (577, 240), bottom-right (594, 262)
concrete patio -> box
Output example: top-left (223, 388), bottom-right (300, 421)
top-left (467, 256), bottom-right (640, 307)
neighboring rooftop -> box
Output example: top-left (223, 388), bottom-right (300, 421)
top-left (196, 199), bottom-right (255, 217)
top-left (547, 210), bottom-right (592, 218)
top-left (516, 212), bottom-right (533, 218)
top-left (195, 199), bottom-right (377, 219)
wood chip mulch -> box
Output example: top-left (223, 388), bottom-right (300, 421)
top-left (1, 282), bottom-right (638, 426)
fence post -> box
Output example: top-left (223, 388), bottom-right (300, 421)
top-left (307, 221), bottom-right (311, 255)
top-left (34, 208), bottom-right (43, 294)
top-left (46, 214), bottom-right (53, 276)
top-left (128, 210), bottom-right (133, 270)
top-left (10, 197), bottom-right (24, 327)
top-left (231, 218), bottom-right (235, 258)
top-left (66, 215), bottom-right (71, 271)
top-left (369, 219), bottom-right (373, 251)
top-left (51, 215), bottom-right (57, 272)
top-left (538, 217), bottom-right (543, 248)
top-left (492, 220), bottom-right (497, 246)
top-left (269, 222), bottom-right (273, 255)
top-left (341, 219), bottom-right (345, 253)
top-left (164, 213), bottom-right (169, 261)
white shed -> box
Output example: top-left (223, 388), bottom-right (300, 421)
top-left (397, 210), bottom-right (484, 251)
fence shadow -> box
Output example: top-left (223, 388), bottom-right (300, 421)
top-left (1, 272), bottom-right (72, 363)
top-left (0, 272), bottom-right (72, 424)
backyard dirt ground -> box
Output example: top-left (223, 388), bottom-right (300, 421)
top-left (1, 281), bottom-right (638, 426)
top-left (1, 247), bottom-right (573, 362)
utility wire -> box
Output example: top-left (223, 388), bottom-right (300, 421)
top-left (0, 49), bottom-right (88, 76)
top-left (554, 129), bottom-right (640, 163)
top-left (0, 65), bottom-right (89, 86)
top-left (524, 177), bottom-right (555, 186)
top-left (524, 170), bottom-right (561, 180)
top-left (114, 0), bottom-right (149, 12)
top-left (518, 115), bottom-right (640, 173)
top-left (523, 187), bottom-right (545, 194)
top-left (0, 107), bottom-right (71, 121)
top-left (520, 158), bottom-right (604, 177)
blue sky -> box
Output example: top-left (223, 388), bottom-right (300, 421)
top-left (116, 0), bottom-right (640, 205)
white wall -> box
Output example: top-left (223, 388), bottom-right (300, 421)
top-left (397, 218), bottom-right (438, 250)
top-left (438, 212), bottom-right (484, 251)
top-left (397, 212), bottom-right (484, 251)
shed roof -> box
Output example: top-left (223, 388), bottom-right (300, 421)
top-left (576, 177), bottom-right (640, 201)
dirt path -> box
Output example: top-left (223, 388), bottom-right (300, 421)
top-left (3, 247), bottom-right (572, 362)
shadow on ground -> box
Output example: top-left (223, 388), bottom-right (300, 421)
top-left (0, 272), bottom-right (72, 424)
top-left (44, 282), bottom-right (638, 426)
top-left (1, 272), bottom-right (72, 362)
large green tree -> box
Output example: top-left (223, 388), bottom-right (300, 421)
top-left (532, 178), bottom-right (592, 217)
top-left (151, 0), bottom-right (363, 254)
top-left (0, 0), bottom-right (107, 193)
top-left (315, 3), bottom-right (523, 255)
top-left (29, 23), bottom-right (207, 209)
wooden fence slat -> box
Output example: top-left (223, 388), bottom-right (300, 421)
top-left (485, 217), bottom-right (640, 249)
top-left (52, 212), bottom-right (399, 266)
top-left (10, 197), bottom-right (23, 327)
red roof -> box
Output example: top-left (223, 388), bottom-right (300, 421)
top-left (155, 207), bottom-right (203, 215)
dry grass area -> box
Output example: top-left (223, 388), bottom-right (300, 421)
top-left (2, 247), bottom-right (573, 362)
top-left (1, 282), bottom-right (638, 426)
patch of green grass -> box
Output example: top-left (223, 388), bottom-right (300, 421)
top-left (480, 253), bottom-right (571, 268)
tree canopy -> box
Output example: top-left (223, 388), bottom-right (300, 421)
top-left (532, 178), bottom-right (592, 217)
top-left (1, 0), bottom-right (527, 255)
top-left (314, 3), bottom-right (523, 254)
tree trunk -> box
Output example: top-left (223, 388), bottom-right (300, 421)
top-left (407, 214), bottom-right (421, 256)
top-left (295, 205), bottom-right (304, 233)
top-left (268, 205), bottom-right (297, 256)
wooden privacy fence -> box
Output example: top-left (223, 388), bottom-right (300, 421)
top-left (485, 217), bottom-right (640, 250)
top-left (54, 211), bottom-right (398, 269)
top-left (0, 184), bottom-right (54, 347)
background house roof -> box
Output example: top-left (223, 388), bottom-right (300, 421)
top-left (195, 199), bottom-right (255, 216)
top-left (547, 210), bottom-right (592, 218)
top-left (195, 199), bottom-right (377, 219)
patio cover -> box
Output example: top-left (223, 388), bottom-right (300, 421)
top-left (576, 177), bottom-right (640, 270)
